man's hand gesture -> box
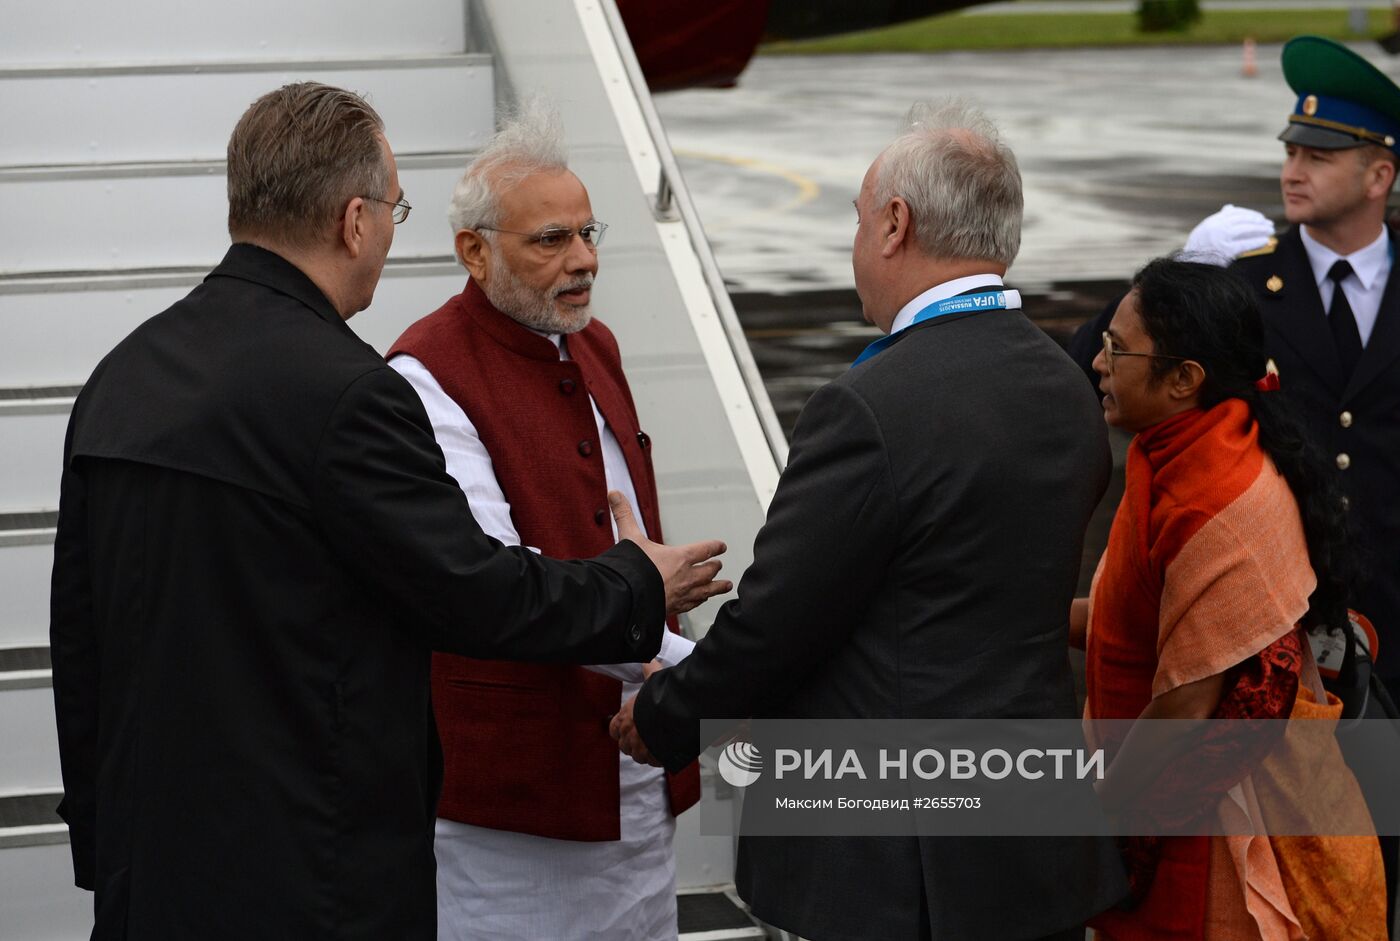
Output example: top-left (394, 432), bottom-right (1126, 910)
top-left (609, 490), bottom-right (731, 616)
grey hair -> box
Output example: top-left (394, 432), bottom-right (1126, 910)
top-left (226, 82), bottom-right (388, 248)
top-left (447, 97), bottom-right (569, 233)
top-left (873, 99), bottom-right (1022, 266)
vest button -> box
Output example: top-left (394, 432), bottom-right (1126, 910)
top-left (637, 431), bottom-right (651, 450)
top-left (559, 378), bottom-right (576, 395)
top-left (1340, 410), bottom-right (1353, 428)
top-left (594, 508), bottom-right (608, 526)
top-left (1336, 453), bottom-right (1351, 471)
top-left (578, 440), bottom-right (593, 457)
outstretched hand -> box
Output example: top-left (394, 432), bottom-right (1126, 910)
top-left (611, 693), bottom-right (660, 766)
top-left (610, 490), bottom-right (732, 616)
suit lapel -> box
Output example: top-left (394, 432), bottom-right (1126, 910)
top-left (1262, 228), bottom-right (1346, 397)
top-left (1343, 229), bottom-right (1400, 402)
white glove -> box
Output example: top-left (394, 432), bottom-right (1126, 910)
top-left (1182, 204), bottom-right (1275, 266)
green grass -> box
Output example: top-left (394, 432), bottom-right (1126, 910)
top-left (760, 9), bottom-right (1393, 54)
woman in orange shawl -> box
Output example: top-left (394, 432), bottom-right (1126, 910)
top-left (1074, 258), bottom-right (1386, 940)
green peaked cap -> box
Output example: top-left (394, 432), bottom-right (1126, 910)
top-left (1279, 36), bottom-right (1400, 153)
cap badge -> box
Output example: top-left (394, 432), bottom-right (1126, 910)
top-left (1267, 275), bottom-right (1284, 293)
top-left (1303, 95), bottom-right (1319, 116)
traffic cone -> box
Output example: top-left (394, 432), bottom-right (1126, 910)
top-left (1242, 37), bottom-right (1258, 78)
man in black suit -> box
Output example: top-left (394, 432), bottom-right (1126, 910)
top-left (612, 101), bottom-right (1126, 940)
top-left (48, 82), bottom-right (728, 940)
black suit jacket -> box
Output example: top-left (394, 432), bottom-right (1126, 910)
top-left (635, 299), bottom-right (1127, 940)
top-left (1232, 227), bottom-right (1400, 679)
top-left (49, 244), bottom-right (663, 940)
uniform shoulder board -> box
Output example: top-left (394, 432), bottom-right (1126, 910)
top-left (1236, 237), bottom-right (1279, 259)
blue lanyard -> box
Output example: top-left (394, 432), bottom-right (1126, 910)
top-left (852, 291), bottom-right (1014, 367)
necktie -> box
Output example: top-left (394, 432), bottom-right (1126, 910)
top-left (1328, 259), bottom-right (1363, 381)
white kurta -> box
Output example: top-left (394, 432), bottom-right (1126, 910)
top-left (390, 337), bottom-right (693, 941)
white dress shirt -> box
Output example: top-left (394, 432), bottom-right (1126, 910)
top-left (390, 334), bottom-right (692, 941)
top-left (1301, 225), bottom-right (1390, 347)
top-left (888, 273), bottom-right (1022, 336)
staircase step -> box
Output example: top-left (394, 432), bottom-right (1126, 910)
top-left (0, 514), bottom-right (55, 655)
top-left (0, 681), bottom-right (61, 790)
top-left (0, 511), bottom-right (58, 542)
top-left (1, 406), bottom-right (69, 509)
top-left (0, 257), bottom-right (458, 290)
top-left (1, 54), bottom-right (491, 79)
top-left (0, 385), bottom-right (79, 401)
top-left (0, 153), bottom-right (474, 276)
top-left (0, 150), bottom-right (473, 183)
top-left (0, 790), bottom-right (89, 941)
top-left (0, 257), bottom-right (467, 384)
top-left (1, 0), bottom-right (470, 66)
top-left (0, 386), bottom-right (78, 416)
top-left (677, 888), bottom-right (766, 940)
top-left (0, 646), bottom-right (52, 692)
top-left (0, 792), bottom-right (62, 834)
top-left (0, 52), bottom-right (492, 167)
top-left (0, 524), bottom-right (52, 651)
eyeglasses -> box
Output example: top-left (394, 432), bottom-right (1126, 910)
top-left (476, 221), bottom-right (608, 254)
top-left (364, 195), bottom-right (412, 224)
top-left (1101, 331), bottom-right (1195, 373)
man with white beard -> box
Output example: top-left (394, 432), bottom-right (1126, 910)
top-left (387, 103), bottom-right (703, 940)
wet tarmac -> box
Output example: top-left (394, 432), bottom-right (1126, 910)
top-left (652, 41), bottom-right (1400, 589)
top-left (651, 42), bottom-right (1351, 433)
top-left (654, 44), bottom-right (1335, 296)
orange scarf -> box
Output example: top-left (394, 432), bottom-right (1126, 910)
top-left (1086, 400), bottom-right (1315, 940)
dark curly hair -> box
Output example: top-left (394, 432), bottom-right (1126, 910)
top-left (1130, 256), bottom-right (1355, 638)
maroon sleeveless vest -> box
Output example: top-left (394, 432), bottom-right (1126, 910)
top-left (388, 280), bottom-right (699, 840)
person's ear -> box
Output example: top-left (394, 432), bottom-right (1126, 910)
top-left (1365, 154), bottom-right (1397, 200)
top-left (1171, 360), bottom-right (1207, 402)
top-left (341, 197), bottom-right (369, 258)
top-left (882, 196), bottom-right (912, 258)
top-left (456, 229), bottom-right (490, 282)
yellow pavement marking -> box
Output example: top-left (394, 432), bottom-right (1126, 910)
top-left (673, 149), bottom-right (821, 231)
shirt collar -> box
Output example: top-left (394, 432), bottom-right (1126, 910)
top-left (516, 323), bottom-right (567, 357)
top-left (1300, 225), bottom-right (1389, 291)
top-left (889, 273), bottom-right (1007, 335)
top-left (540, 331), bottom-right (573, 362)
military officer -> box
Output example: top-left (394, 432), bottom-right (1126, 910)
top-left (1227, 36), bottom-right (1400, 714)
